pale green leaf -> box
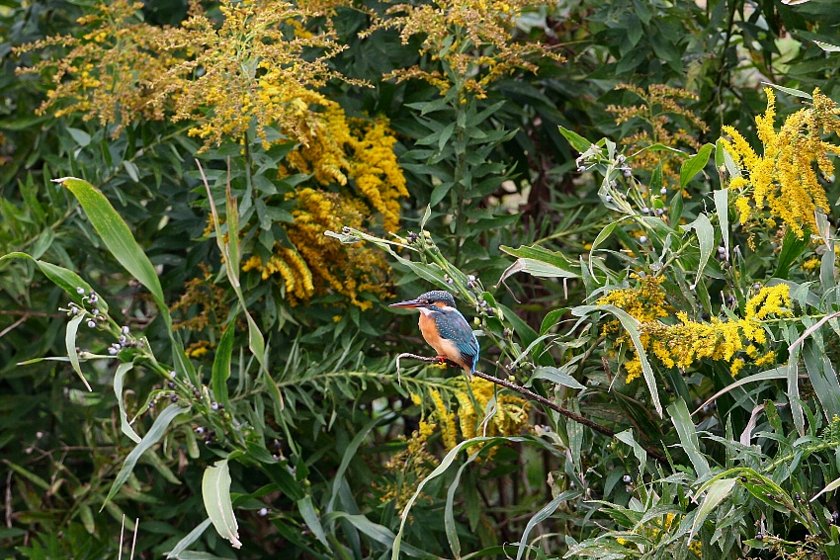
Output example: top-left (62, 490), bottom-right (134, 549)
top-left (114, 363), bottom-right (141, 443)
top-left (202, 459), bottom-right (241, 550)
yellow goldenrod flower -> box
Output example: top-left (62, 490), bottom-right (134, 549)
top-left (722, 88), bottom-right (840, 238)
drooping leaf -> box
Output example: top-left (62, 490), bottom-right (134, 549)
top-left (114, 363), bottom-right (141, 443)
top-left (65, 314), bottom-right (92, 392)
top-left (202, 459), bottom-right (241, 550)
top-left (679, 143), bottom-right (714, 188)
top-left (55, 177), bottom-right (170, 327)
top-left (103, 404), bottom-right (189, 508)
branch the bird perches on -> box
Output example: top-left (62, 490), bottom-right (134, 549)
top-left (396, 352), bottom-right (667, 465)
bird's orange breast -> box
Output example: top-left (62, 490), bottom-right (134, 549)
top-left (418, 312), bottom-right (463, 369)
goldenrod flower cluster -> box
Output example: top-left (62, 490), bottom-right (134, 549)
top-left (286, 108), bottom-right (408, 232)
top-left (722, 88), bottom-right (840, 238)
top-left (599, 277), bottom-right (793, 382)
top-left (171, 263), bottom-right (229, 333)
top-left (242, 188), bottom-right (392, 309)
top-left (21, 1), bottom-right (410, 309)
top-left (377, 420), bottom-right (438, 509)
top-left (372, 0), bottom-right (563, 98)
top-left (607, 84), bottom-right (708, 188)
top-left (428, 378), bottom-right (529, 455)
top-left (18, 0), bottom-right (348, 148)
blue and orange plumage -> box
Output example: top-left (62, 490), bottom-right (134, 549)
top-left (390, 290), bottom-right (480, 376)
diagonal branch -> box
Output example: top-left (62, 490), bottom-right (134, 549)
top-left (397, 353), bottom-right (667, 465)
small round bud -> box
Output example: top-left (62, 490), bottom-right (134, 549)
top-left (577, 166), bottom-right (586, 173)
top-left (195, 426), bottom-right (205, 435)
top-left (641, 207), bottom-right (650, 214)
top-left (108, 347), bottom-right (118, 355)
top-left (169, 370), bottom-right (176, 378)
top-left (623, 169), bottom-right (631, 177)
top-left (211, 402), bottom-right (220, 411)
top-left (605, 195), bottom-right (613, 202)
top-left (76, 287), bottom-right (85, 295)
top-left (258, 507), bottom-right (269, 517)
top-left (656, 208), bottom-right (665, 216)
top-left (118, 335), bottom-right (127, 344)
top-left (121, 326), bottom-right (130, 335)
top-left (622, 474), bottom-right (632, 483)
top-left (639, 236), bottom-right (648, 244)
top-left (660, 187), bottom-right (667, 195)
top-left (87, 320), bottom-right (97, 328)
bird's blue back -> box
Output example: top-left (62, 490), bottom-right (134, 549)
top-left (433, 307), bottom-right (480, 372)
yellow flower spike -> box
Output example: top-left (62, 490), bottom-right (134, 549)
top-left (723, 88), bottom-right (839, 238)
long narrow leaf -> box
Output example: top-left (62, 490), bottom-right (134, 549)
top-left (690, 478), bottom-right (737, 540)
top-left (202, 459), bottom-right (241, 549)
top-left (54, 177), bottom-right (170, 328)
top-left (103, 404), bottom-right (188, 508)
top-left (65, 314), bottom-right (92, 391)
top-left (211, 323), bottom-right (235, 408)
top-left (114, 363), bottom-right (141, 443)
top-left (668, 399), bottom-right (709, 478)
top-left (514, 490), bottom-right (577, 560)
top-left (166, 518), bottom-right (212, 559)
top-left (572, 304), bottom-right (661, 416)
top-left (0, 252), bottom-right (98, 309)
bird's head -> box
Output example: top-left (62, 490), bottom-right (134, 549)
top-left (389, 290), bottom-right (457, 312)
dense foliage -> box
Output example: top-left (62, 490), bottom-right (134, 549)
top-left (2, 0), bottom-right (840, 558)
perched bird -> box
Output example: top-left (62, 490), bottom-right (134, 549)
top-left (390, 290), bottom-right (480, 376)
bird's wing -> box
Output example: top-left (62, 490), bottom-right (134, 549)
top-left (434, 310), bottom-right (479, 364)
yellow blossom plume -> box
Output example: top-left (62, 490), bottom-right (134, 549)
top-left (242, 188), bottom-right (392, 309)
top-left (600, 277), bottom-right (793, 382)
top-left (606, 83), bottom-right (708, 189)
top-left (722, 88), bottom-right (840, 238)
top-left (371, 0), bottom-right (563, 98)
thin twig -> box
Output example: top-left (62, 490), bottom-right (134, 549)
top-left (130, 518), bottom-right (139, 560)
top-left (0, 314), bottom-right (28, 339)
top-left (397, 353), bottom-right (668, 464)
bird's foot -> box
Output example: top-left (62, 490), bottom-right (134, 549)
top-left (433, 355), bottom-right (449, 368)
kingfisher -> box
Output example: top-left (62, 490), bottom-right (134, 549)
top-left (390, 290), bottom-right (480, 377)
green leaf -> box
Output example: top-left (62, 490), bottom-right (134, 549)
top-left (684, 214), bottom-right (714, 288)
top-left (802, 340), bottom-right (840, 420)
top-left (392, 437), bottom-right (499, 559)
top-left (445, 456), bottom-right (477, 559)
top-left (0, 252), bottom-right (98, 310)
top-left (558, 125), bottom-right (594, 154)
top-left (297, 496), bottom-right (329, 549)
top-left (812, 475), bottom-right (840, 503)
top-left (67, 127), bottom-right (91, 147)
top-left (327, 414), bottom-right (390, 513)
top-left (327, 512), bottom-right (430, 558)
top-left (693, 367), bottom-right (787, 414)
top-left (55, 178), bottom-right (170, 328)
top-left (514, 491), bottom-right (577, 560)
top-left (615, 429), bottom-right (647, 475)
top-left (773, 229), bottom-right (809, 279)
top-left (65, 314), bottom-right (93, 392)
top-left (531, 366), bottom-right (585, 390)
top-left (114, 363), bottom-right (141, 443)
top-left (679, 143), bottom-right (714, 188)
top-left (202, 459), bottom-right (241, 550)
top-left (104, 404), bottom-right (189, 509)
top-left (690, 478), bottom-right (737, 540)
top-left (572, 305), bottom-right (661, 416)
top-left (211, 323), bottom-right (235, 408)
top-left (761, 81), bottom-right (812, 100)
top-left (667, 399), bottom-right (710, 478)
top-left (166, 518), bottom-right (213, 559)
top-left (714, 189), bottom-right (729, 255)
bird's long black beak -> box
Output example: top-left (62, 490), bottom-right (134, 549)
top-left (389, 298), bottom-right (421, 309)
